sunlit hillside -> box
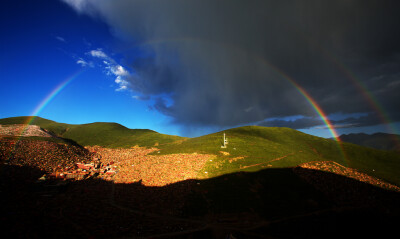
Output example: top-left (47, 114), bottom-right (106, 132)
top-left (156, 126), bottom-right (400, 186)
top-left (0, 116), bottom-right (183, 148)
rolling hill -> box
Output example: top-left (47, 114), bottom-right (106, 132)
top-left (156, 126), bottom-right (400, 186)
top-left (0, 116), bottom-right (184, 148)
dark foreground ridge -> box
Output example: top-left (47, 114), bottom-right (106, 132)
top-left (1, 163), bottom-right (399, 239)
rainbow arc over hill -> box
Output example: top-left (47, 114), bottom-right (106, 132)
top-left (7, 69), bottom-right (84, 160)
top-left (324, 53), bottom-right (400, 148)
top-left (135, 37), bottom-right (347, 157)
top-left (260, 61), bottom-right (348, 161)
top-left (295, 30), bottom-right (400, 148)
top-left (19, 69), bottom-right (84, 135)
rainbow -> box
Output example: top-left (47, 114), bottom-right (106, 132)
top-left (20, 69), bottom-right (84, 134)
top-left (306, 39), bottom-right (400, 148)
top-left (325, 55), bottom-right (400, 143)
top-left (284, 77), bottom-right (340, 141)
top-left (139, 37), bottom-right (343, 140)
top-left (296, 30), bottom-right (399, 139)
top-left (326, 54), bottom-right (395, 131)
top-left (251, 58), bottom-right (348, 161)
top-left (256, 58), bottom-right (341, 141)
top-left (138, 37), bottom-right (348, 160)
top-left (7, 69), bottom-right (84, 161)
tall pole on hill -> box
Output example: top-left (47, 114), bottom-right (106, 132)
top-left (221, 133), bottom-right (228, 148)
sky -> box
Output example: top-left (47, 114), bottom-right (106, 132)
top-left (1, 0), bottom-right (399, 138)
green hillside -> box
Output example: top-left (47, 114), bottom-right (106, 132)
top-left (156, 126), bottom-right (400, 186)
top-left (2, 117), bottom-right (399, 186)
top-left (0, 116), bottom-right (183, 148)
top-left (61, 122), bottom-right (182, 148)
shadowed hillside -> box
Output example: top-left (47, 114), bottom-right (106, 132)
top-left (1, 163), bottom-right (399, 239)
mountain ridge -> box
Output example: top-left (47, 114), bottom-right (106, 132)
top-left (336, 132), bottom-right (400, 151)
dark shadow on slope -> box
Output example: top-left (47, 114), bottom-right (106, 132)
top-left (1, 164), bottom-right (399, 239)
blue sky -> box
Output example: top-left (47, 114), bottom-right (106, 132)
top-left (1, 0), bottom-right (399, 138)
top-left (0, 0), bottom-right (181, 136)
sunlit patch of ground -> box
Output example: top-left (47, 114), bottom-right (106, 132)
top-left (295, 161), bottom-right (400, 192)
top-left (87, 146), bottom-right (214, 186)
top-left (0, 124), bottom-right (52, 137)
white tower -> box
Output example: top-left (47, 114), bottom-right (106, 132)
top-left (221, 133), bottom-right (228, 148)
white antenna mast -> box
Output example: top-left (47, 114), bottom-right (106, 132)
top-left (221, 132), bottom-right (228, 148)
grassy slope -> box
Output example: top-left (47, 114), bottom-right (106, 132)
top-left (61, 122), bottom-right (182, 148)
top-left (2, 117), bottom-right (399, 185)
top-left (0, 116), bottom-right (183, 148)
top-left (157, 126), bottom-right (400, 186)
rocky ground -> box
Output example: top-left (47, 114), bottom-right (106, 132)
top-left (0, 124), bottom-right (53, 137)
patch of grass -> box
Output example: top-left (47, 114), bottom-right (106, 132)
top-left (61, 122), bottom-right (182, 148)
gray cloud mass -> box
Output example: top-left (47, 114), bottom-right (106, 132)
top-left (62, 0), bottom-right (400, 131)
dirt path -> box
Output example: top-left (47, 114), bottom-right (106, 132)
top-left (240, 152), bottom-right (295, 169)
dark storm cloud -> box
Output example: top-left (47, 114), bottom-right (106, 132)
top-left (271, 110), bottom-right (400, 131)
top-left (258, 117), bottom-right (325, 130)
top-left (62, 0), bottom-right (400, 129)
top-left (334, 111), bottom-right (400, 129)
top-left (256, 111), bottom-right (400, 130)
